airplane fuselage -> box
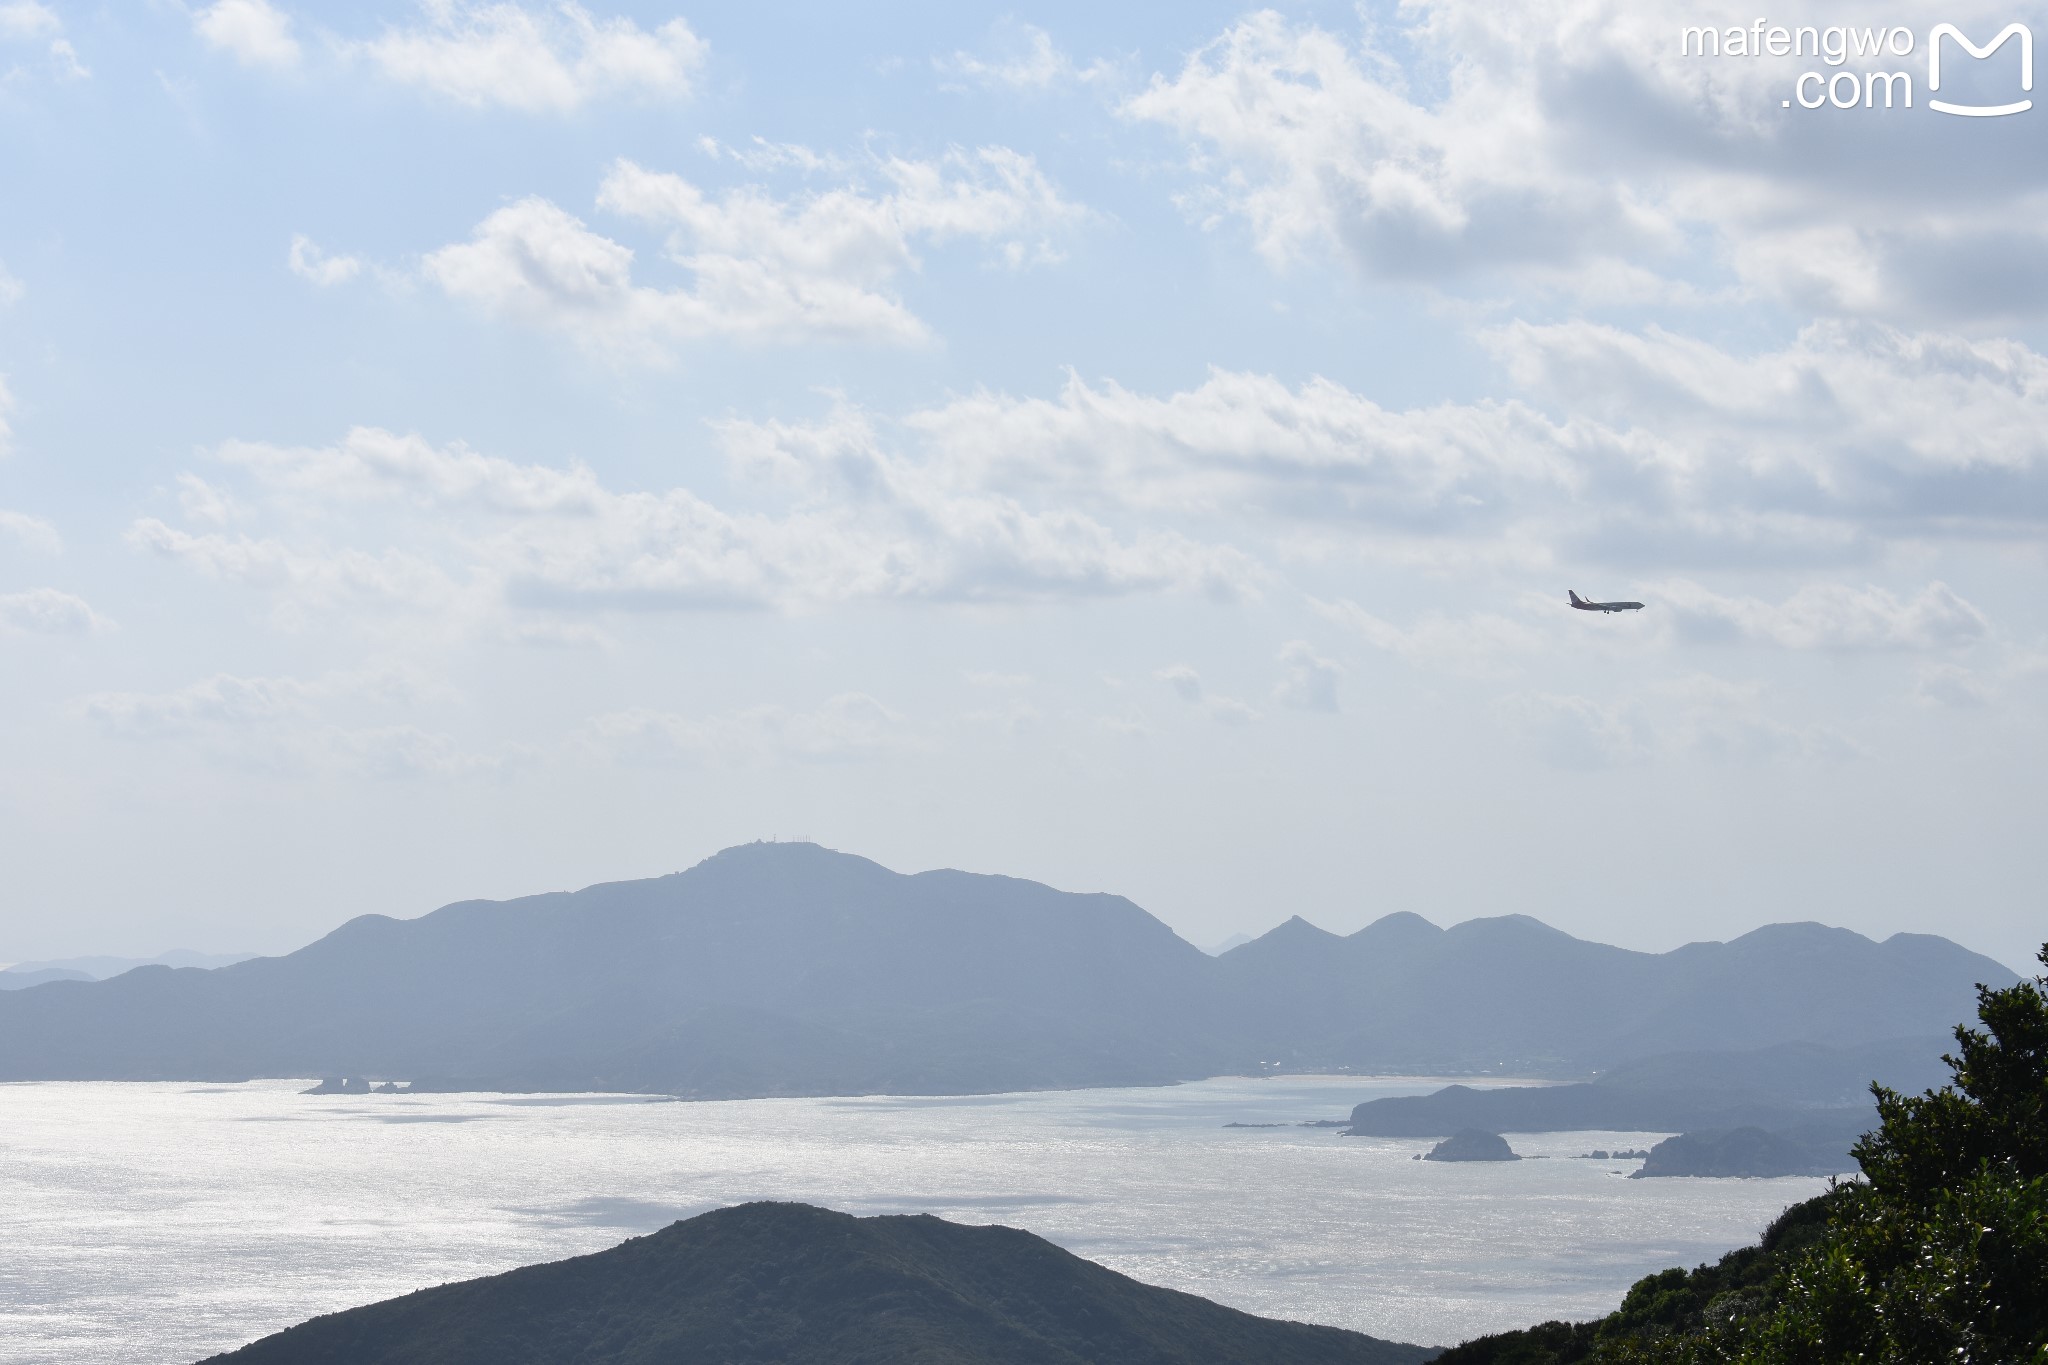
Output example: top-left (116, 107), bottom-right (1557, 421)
top-left (1568, 591), bottom-right (1643, 613)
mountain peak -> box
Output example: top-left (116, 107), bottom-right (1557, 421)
top-left (1254, 915), bottom-right (1345, 946)
top-left (1723, 922), bottom-right (1875, 952)
top-left (1348, 911), bottom-right (1442, 945)
top-left (698, 839), bottom-right (849, 866)
top-left (1444, 913), bottom-right (1577, 941)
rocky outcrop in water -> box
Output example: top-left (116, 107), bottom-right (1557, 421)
top-left (1423, 1129), bottom-right (1519, 1162)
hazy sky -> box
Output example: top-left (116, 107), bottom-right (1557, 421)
top-left (2, 0), bottom-right (2043, 971)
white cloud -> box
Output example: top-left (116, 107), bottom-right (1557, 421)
top-left (81, 672), bottom-right (317, 737)
top-left (1156, 663), bottom-right (1203, 702)
top-left (194, 0), bottom-right (300, 69)
top-left (0, 260), bottom-right (21, 307)
top-left (77, 667), bottom-right (499, 779)
top-left (582, 694), bottom-right (910, 765)
top-left (351, 1), bottom-right (704, 112)
top-left (0, 1), bottom-right (56, 38)
top-left (1273, 640), bottom-right (1342, 712)
top-left (1652, 674), bottom-right (1866, 764)
top-left (1661, 580), bottom-right (1990, 651)
top-left (175, 473), bottom-right (243, 526)
top-left (328, 724), bottom-right (515, 780)
top-left (78, 666), bottom-right (444, 738)
top-left (288, 235), bottom-right (361, 286)
top-left (0, 508), bottom-right (61, 553)
top-left (1207, 695), bottom-right (1261, 726)
top-left (696, 136), bottom-right (847, 176)
top-left (1489, 319), bottom-right (2048, 560)
top-left (1153, 663), bottom-right (1260, 724)
top-left (712, 406), bottom-right (1260, 604)
top-left (1312, 598), bottom-right (1544, 675)
top-left (900, 366), bottom-right (1593, 535)
top-left (894, 317), bottom-right (2048, 569)
top-left (423, 149), bottom-right (1082, 353)
top-left (133, 422), bottom-right (1260, 633)
top-left (1496, 691), bottom-right (1646, 770)
top-left (46, 36), bottom-right (83, 77)
top-left (0, 587), bottom-right (108, 635)
top-left (939, 23), bottom-right (1117, 91)
top-left (1915, 663), bottom-right (1989, 710)
top-left (0, 1), bottom-right (85, 78)
top-left (1499, 675), bottom-right (1863, 770)
top-left (1125, 3), bottom-right (2048, 322)
top-left (130, 314), bottom-right (2048, 639)
top-left (216, 426), bottom-right (604, 513)
top-left (1122, 9), bottom-right (1673, 287)
top-left (127, 517), bottom-right (464, 624)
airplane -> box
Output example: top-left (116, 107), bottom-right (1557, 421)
top-left (1568, 589), bottom-right (1643, 614)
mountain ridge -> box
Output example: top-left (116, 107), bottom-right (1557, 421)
top-left (0, 841), bottom-right (2016, 1096)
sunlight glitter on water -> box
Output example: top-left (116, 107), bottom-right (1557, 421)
top-left (0, 1076), bottom-right (1830, 1363)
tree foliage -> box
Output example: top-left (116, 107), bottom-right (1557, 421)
top-left (1443, 945), bottom-right (2048, 1365)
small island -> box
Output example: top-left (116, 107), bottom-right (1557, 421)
top-left (303, 1077), bottom-right (409, 1095)
top-left (1631, 1126), bottom-right (1850, 1178)
top-left (1422, 1129), bottom-right (1520, 1162)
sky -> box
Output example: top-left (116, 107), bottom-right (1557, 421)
top-left (1, 0), bottom-right (2043, 972)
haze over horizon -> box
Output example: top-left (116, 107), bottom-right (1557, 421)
top-left (3, 1), bottom-right (2044, 971)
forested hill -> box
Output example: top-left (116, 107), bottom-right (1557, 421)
top-left (198, 1202), bottom-right (1441, 1365)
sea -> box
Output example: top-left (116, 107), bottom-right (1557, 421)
top-left (0, 1075), bottom-right (1832, 1363)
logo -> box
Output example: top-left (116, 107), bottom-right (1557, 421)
top-left (1679, 20), bottom-right (2034, 117)
top-left (1928, 23), bottom-right (2031, 115)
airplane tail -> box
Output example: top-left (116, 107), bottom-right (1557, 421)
top-left (1568, 590), bottom-right (1585, 606)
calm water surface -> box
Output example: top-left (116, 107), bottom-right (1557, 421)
top-left (0, 1076), bottom-right (1830, 1362)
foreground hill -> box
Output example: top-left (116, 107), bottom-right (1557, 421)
top-left (0, 842), bottom-right (2016, 1094)
top-left (198, 1202), bottom-right (1440, 1365)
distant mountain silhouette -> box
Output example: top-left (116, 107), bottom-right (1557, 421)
top-left (0, 844), bottom-right (1225, 1093)
top-left (1346, 1082), bottom-right (1867, 1140)
top-left (0, 967), bottom-right (91, 990)
top-left (1213, 914), bottom-right (2008, 1073)
top-left (2, 949), bottom-right (256, 980)
top-left (197, 1202), bottom-right (1440, 1365)
top-left (1344, 1036), bottom-right (1951, 1138)
top-left (0, 843), bottom-right (2016, 1095)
